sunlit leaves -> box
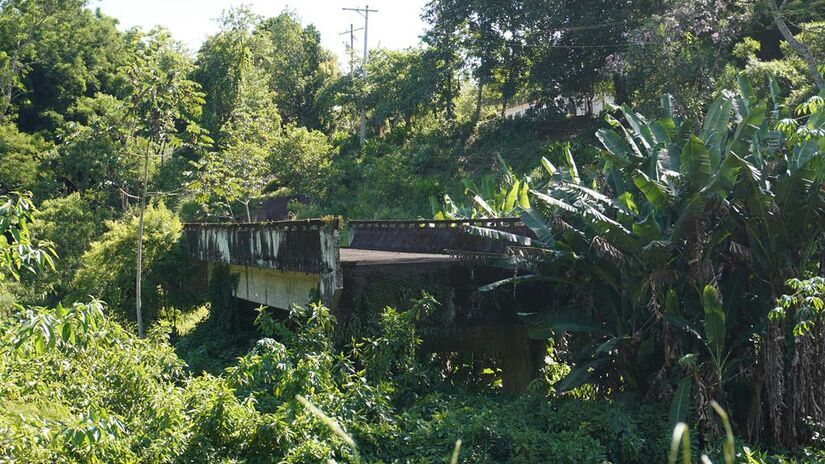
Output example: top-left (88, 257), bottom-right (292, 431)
top-left (774, 277), bottom-right (825, 336)
top-left (0, 192), bottom-right (57, 282)
top-left (796, 95), bottom-right (825, 116)
top-left (702, 285), bottom-right (726, 368)
top-left (13, 300), bottom-right (106, 353)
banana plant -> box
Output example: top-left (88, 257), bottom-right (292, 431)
top-left (470, 74), bottom-right (825, 441)
top-left (430, 155), bottom-right (530, 220)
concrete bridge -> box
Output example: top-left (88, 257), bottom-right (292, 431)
top-left (183, 217), bottom-right (545, 393)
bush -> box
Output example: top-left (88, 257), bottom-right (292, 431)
top-left (18, 193), bottom-right (109, 304)
top-left (71, 202), bottom-right (194, 323)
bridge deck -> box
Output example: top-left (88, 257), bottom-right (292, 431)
top-left (340, 247), bottom-right (457, 266)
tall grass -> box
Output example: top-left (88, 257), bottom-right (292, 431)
top-left (669, 401), bottom-right (735, 464)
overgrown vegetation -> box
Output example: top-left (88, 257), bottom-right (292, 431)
top-left (1, 0), bottom-right (824, 461)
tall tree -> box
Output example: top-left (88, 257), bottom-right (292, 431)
top-left (123, 29), bottom-right (206, 337)
top-left (422, 1), bottom-right (463, 121)
top-left (194, 7), bottom-right (266, 137)
top-left (193, 65), bottom-right (281, 222)
top-left (257, 11), bottom-right (338, 130)
top-left (365, 48), bottom-right (437, 131)
top-left (528, 0), bottom-right (638, 112)
top-left (0, 0), bottom-right (128, 131)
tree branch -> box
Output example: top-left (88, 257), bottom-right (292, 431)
top-left (767, 0), bottom-right (825, 91)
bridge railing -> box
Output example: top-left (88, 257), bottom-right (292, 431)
top-left (347, 218), bottom-right (534, 254)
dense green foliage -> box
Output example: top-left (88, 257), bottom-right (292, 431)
top-left (451, 78), bottom-right (825, 448)
top-left (0, 0), bottom-right (824, 461)
top-left (70, 202), bottom-right (199, 324)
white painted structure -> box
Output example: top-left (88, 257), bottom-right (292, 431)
top-left (503, 93), bottom-right (615, 118)
top-left (218, 263), bottom-right (320, 310)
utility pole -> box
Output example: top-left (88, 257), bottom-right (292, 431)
top-left (343, 4), bottom-right (378, 145)
top-left (339, 23), bottom-right (363, 75)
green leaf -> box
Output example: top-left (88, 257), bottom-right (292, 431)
top-left (668, 422), bottom-right (691, 464)
top-left (672, 194), bottom-right (707, 242)
top-left (632, 212), bottom-right (662, 243)
top-left (738, 72), bottom-right (755, 105)
top-left (527, 310), bottom-right (604, 336)
top-left (518, 181), bottom-right (530, 209)
top-left (504, 180), bottom-right (520, 211)
top-left (620, 104), bottom-right (656, 151)
top-left (701, 94), bottom-right (732, 169)
top-left (531, 190), bottom-right (577, 213)
top-left (661, 94), bottom-right (674, 118)
top-left (552, 365), bottom-right (591, 392)
top-left (479, 274), bottom-right (543, 292)
top-left (633, 171), bottom-right (671, 210)
top-left (596, 129), bottom-right (632, 167)
top-left (472, 195), bottom-right (497, 218)
top-left (703, 285), bottom-right (726, 365)
top-left (34, 336), bottom-right (45, 354)
top-left (680, 135), bottom-right (712, 188)
top-left (519, 208), bottom-right (555, 246)
top-left (726, 103), bottom-right (766, 159)
top-left (541, 156), bottom-right (558, 176)
top-left (669, 377), bottom-right (692, 425)
top-left (768, 74), bottom-right (782, 110)
top-left (462, 225), bottom-right (533, 246)
top-left (565, 145), bottom-right (581, 184)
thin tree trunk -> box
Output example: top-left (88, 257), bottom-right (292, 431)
top-left (474, 78), bottom-right (484, 123)
top-left (244, 201), bottom-right (252, 223)
top-left (501, 94), bottom-right (508, 119)
top-left (135, 142), bottom-right (150, 339)
top-left (768, 0), bottom-right (825, 91)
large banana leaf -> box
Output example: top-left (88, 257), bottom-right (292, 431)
top-left (531, 190), bottom-right (577, 213)
top-left (525, 310), bottom-right (605, 337)
top-left (541, 156), bottom-right (558, 176)
top-left (669, 377), bottom-right (692, 425)
top-left (504, 179), bottom-right (520, 211)
top-left (703, 285), bottom-right (726, 366)
top-left (701, 94), bottom-right (733, 169)
top-left (462, 225), bottom-right (533, 246)
top-left (596, 128), bottom-right (635, 168)
top-left (726, 103), bottom-right (766, 159)
top-left (632, 212), bottom-right (663, 244)
top-left (478, 274), bottom-right (546, 292)
top-left (671, 194), bottom-right (707, 242)
top-left (519, 208), bottom-right (555, 246)
top-left (680, 135), bottom-right (712, 188)
top-left (633, 171), bottom-right (672, 211)
top-left (620, 104), bottom-right (656, 151)
top-left (565, 146), bottom-right (581, 184)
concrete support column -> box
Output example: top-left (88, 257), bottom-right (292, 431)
top-left (501, 325), bottom-right (544, 394)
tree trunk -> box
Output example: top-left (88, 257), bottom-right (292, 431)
top-left (474, 78), bottom-right (484, 123)
top-left (768, 0), bottom-right (825, 91)
top-left (501, 94), bottom-right (508, 119)
top-left (135, 143), bottom-right (150, 339)
top-left (244, 201), bottom-right (252, 223)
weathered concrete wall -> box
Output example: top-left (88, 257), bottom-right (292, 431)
top-left (220, 263), bottom-right (320, 310)
top-left (184, 220), bottom-right (342, 308)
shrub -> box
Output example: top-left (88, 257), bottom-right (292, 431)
top-left (19, 193), bottom-right (108, 304)
top-left (71, 202), bottom-right (191, 323)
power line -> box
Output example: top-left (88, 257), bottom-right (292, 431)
top-left (343, 5), bottom-right (378, 145)
top-left (339, 24), bottom-right (364, 74)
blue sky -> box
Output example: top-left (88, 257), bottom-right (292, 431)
top-left (92, 0), bottom-right (429, 63)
